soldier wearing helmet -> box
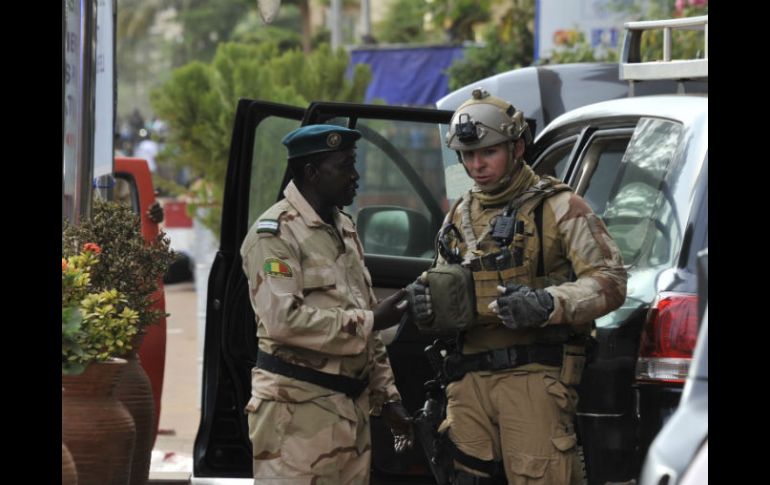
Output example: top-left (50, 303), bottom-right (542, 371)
top-left (407, 89), bottom-right (627, 484)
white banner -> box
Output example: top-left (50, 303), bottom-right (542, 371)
top-left (93, 0), bottom-right (114, 178)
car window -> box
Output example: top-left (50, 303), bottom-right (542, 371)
top-left (533, 137), bottom-right (576, 181)
top-left (113, 174), bottom-right (140, 212)
top-left (601, 118), bottom-right (683, 269)
top-left (247, 116), bottom-right (303, 227)
top-left (574, 135), bottom-right (632, 215)
top-left (322, 117), bottom-right (447, 259)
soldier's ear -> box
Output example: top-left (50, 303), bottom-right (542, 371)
top-left (304, 162), bottom-right (320, 184)
top-left (513, 138), bottom-right (526, 159)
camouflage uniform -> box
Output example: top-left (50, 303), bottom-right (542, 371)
top-left (241, 180), bottom-right (401, 484)
top-left (436, 167), bottom-right (627, 484)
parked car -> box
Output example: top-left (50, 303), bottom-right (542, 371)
top-left (192, 16), bottom-right (707, 485)
top-left (114, 156), bottom-right (168, 445)
top-left (638, 248), bottom-right (707, 485)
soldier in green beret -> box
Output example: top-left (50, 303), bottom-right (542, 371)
top-left (241, 124), bottom-right (414, 484)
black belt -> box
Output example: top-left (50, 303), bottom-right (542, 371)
top-left (257, 351), bottom-right (369, 399)
top-left (443, 344), bottom-right (563, 383)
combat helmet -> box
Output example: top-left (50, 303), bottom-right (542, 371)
top-left (445, 88), bottom-right (531, 151)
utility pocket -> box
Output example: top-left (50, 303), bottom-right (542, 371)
top-left (507, 449), bottom-right (549, 480)
top-left (559, 344), bottom-right (587, 386)
top-left (473, 266), bottom-right (529, 318)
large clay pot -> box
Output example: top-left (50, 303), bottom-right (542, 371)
top-left (63, 358), bottom-right (136, 485)
top-left (116, 334), bottom-right (156, 485)
top-left (62, 442), bottom-right (78, 485)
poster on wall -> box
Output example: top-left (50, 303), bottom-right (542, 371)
top-left (535, 0), bottom-right (643, 62)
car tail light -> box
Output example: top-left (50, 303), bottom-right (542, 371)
top-left (636, 292), bottom-right (699, 383)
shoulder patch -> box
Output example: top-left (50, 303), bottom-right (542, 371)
top-left (263, 258), bottom-right (293, 278)
top-left (256, 219), bottom-right (280, 235)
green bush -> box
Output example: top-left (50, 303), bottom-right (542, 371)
top-left (62, 200), bottom-right (175, 336)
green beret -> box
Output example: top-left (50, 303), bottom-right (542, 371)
top-left (282, 124), bottom-right (362, 160)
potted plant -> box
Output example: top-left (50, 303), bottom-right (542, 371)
top-left (62, 199), bottom-right (174, 485)
top-left (62, 242), bottom-right (138, 485)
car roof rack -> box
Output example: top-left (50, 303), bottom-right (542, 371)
top-left (619, 15), bottom-right (707, 94)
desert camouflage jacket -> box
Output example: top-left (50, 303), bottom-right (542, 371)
top-left (241, 181), bottom-right (400, 420)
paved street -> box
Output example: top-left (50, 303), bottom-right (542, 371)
top-left (149, 281), bottom-right (199, 481)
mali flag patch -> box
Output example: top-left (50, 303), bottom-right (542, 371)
top-left (263, 258), bottom-right (293, 278)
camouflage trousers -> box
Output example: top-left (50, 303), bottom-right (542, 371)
top-left (248, 397), bottom-right (371, 485)
top-left (439, 369), bottom-right (585, 484)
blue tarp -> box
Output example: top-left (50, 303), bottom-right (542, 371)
top-left (348, 45), bottom-right (465, 107)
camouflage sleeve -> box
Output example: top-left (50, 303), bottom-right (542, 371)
top-left (241, 228), bottom-right (374, 356)
top-left (367, 332), bottom-right (402, 416)
top-left (544, 192), bottom-right (628, 325)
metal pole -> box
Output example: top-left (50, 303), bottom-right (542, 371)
top-left (330, 0), bottom-right (342, 50)
top-left (78, 0), bottom-right (97, 222)
top-left (361, 0), bottom-right (372, 43)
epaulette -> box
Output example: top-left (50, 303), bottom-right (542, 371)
top-left (256, 219), bottom-right (280, 235)
top-left (255, 202), bottom-right (292, 236)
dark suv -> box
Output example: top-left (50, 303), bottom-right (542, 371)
top-left (192, 17), bottom-right (708, 485)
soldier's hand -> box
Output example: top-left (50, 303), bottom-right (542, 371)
top-left (147, 201), bottom-right (164, 224)
top-left (373, 288), bottom-right (409, 331)
top-left (406, 272), bottom-right (433, 325)
top-left (382, 401), bottom-right (414, 453)
top-left (490, 283), bottom-right (554, 330)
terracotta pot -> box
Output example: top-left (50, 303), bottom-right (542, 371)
top-left (62, 442), bottom-right (78, 485)
top-left (116, 334), bottom-right (156, 485)
top-left (63, 358), bottom-right (136, 485)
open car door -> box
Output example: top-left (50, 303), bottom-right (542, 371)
top-left (193, 99), bottom-right (452, 483)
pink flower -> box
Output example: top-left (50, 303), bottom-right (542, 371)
top-left (83, 243), bottom-right (102, 254)
top-left (675, 0), bottom-right (686, 13)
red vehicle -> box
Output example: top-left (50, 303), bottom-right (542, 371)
top-left (114, 156), bottom-right (167, 444)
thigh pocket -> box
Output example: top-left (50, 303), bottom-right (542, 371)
top-left (543, 374), bottom-right (578, 416)
top-left (249, 399), bottom-right (291, 460)
top-left (507, 449), bottom-right (549, 480)
top-left (282, 401), bottom-right (352, 475)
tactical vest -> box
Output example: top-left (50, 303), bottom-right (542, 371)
top-left (439, 177), bottom-right (588, 349)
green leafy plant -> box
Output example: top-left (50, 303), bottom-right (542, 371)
top-left (62, 200), bottom-right (175, 340)
top-left (62, 244), bottom-right (139, 374)
top-left (151, 41), bottom-right (371, 237)
top-left (446, 0), bottom-right (535, 91)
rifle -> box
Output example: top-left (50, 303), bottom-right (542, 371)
top-left (413, 340), bottom-right (454, 485)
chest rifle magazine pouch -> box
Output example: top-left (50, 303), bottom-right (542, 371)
top-left (472, 265), bottom-right (529, 320)
top-left (417, 264), bottom-right (477, 334)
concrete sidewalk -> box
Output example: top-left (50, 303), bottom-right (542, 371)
top-left (149, 281), bottom-right (199, 482)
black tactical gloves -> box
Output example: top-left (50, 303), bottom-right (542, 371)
top-left (381, 401), bottom-right (414, 453)
top-left (406, 274), bottom-right (434, 325)
top-left (373, 288), bottom-right (409, 331)
top-left (494, 283), bottom-right (554, 330)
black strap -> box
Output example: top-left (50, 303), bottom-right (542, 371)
top-left (535, 200), bottom-right (545, 277)
top-left (444, 435), bottom-right (504, 478)
top-left (443, 344), bottom-right (563, 383)
top-left (257, 351), bottom-right (368, 399)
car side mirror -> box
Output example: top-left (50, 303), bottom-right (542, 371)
top-left (356, 206), bottom-right (434, 258)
